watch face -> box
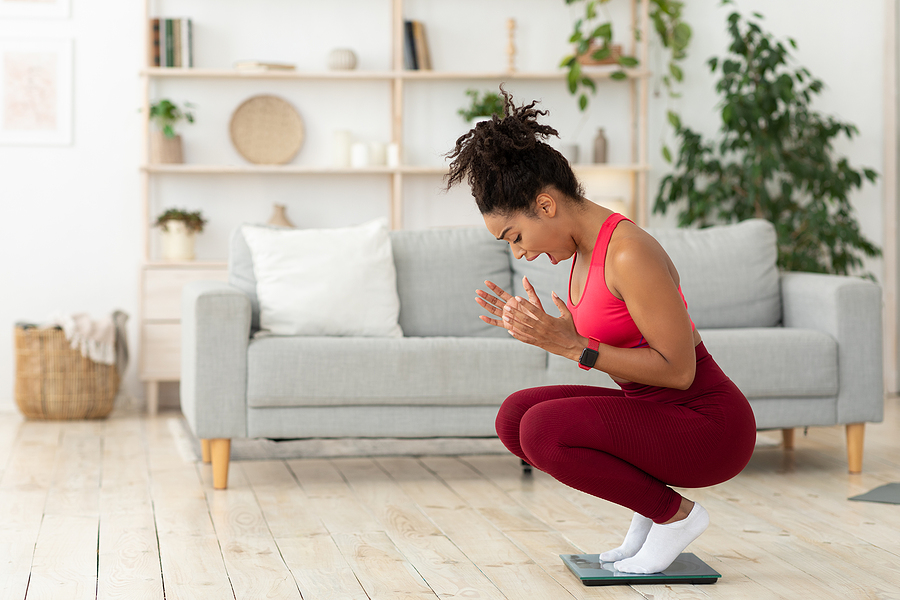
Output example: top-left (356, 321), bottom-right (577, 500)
top-left (580, 347), bottom-right (599, 368)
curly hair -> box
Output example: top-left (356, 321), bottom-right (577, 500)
top-left (444, 87), bottom-right (585, 216)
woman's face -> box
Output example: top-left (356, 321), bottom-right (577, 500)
top-left (483, 198), bottom-right (576, 265)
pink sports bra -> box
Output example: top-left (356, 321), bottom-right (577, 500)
top-left (567, 213), bottom-right (691, 349)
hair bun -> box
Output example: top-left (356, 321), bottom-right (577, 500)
top-left (445, 87), bottom-right (583, 215)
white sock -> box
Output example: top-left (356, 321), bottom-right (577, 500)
top-left (614, 503), bottom-right (709, 574)
top-left (599, 512), bottom-right (653, 562)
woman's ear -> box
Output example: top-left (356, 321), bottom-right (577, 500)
top-left (536, 192), bottom-right (557, 218)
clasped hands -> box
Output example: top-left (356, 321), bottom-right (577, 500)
top-left (475, 277), bottom-right (586, 363)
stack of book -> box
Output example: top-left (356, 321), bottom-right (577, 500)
top-left (149, 18), bottom-right (193, 68)
top-left (403, 20), bottom-right (431, 70)
top-left (233, 61), bottom-right (296, 73)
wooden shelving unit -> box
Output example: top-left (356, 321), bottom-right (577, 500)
top-left (137, 0), bottom-right (650, 413)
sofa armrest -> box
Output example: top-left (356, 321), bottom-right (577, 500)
top-left (781, 272), bottom-right (883, 424)
top-left (180, 281), bottom-right (252, 439)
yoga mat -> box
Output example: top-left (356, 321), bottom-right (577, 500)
top-left (848, 483), bottom-right (900, 505)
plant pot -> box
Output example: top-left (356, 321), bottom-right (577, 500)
top-left (150, 131), bottom-right (184, 164)
top-left (159, 220), bottom-right (196, 260)
top-left (577, 43), bottom-right (622, 66)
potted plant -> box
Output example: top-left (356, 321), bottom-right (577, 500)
top-left (148, 99), bottom-right (195, 164)
top-left (561, 0), bottom-right (691, 111)
top-left (458, 89), bottom-right (505, 123)
top-left (154, 208), bottom-right (206, 260)
top-left (655, 8), bottom-right (880, 276)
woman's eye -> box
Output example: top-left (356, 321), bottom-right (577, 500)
top-left (514, 235), bottom-right (521, 244)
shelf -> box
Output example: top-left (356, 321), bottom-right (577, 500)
top-left (143, 260), bottom-right (228, 269)
top-left (141, 67), bottom-right (650, 81)
top-left (143, 163), bottom-right (650, 175)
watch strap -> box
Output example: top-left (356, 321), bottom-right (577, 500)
top-left (578, 337), bottom-right (601, 371)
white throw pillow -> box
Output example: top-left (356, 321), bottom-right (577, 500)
top-left (242, 219), bottom-right (403, 337)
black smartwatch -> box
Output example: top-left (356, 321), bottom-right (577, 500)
top-left (578, 337), bottom-right (601, 371)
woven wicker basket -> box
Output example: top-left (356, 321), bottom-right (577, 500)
top-left (14, 326), bottom-right (119, 420)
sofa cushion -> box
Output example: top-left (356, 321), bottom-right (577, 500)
top-left (241, 220), bottom-right (403, 337)
top-left (229, 223), bottom-right (272, 333)
top-left (510, 254), bottom-right (572, 316)
top-left (700, 328), bottom-right (838, 398)
top-left (231, 225), bottom-right (513, 337)
top-left (246, 336), bottom-right (545, 407)
top-left (390, 228), bottom-right (512, 338)
top-left (647, 219), bottom-right (781, 328)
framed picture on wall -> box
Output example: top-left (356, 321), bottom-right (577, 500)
top-left (0, 0), bottom-right (70, 19)
top-left (0, 38), bottom-right (72, 145)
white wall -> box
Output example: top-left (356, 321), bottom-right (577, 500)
top-left (0, 0), bottom-right (887, 412)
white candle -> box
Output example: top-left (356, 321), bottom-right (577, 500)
top-left (332, 130), bottom-right (352, 168)
top-left (369, 142), bottom-right (387, 166)
top-left (387, 143), bottom-right (401, 167)
top-left (350, 142), bottom-right (370, 168)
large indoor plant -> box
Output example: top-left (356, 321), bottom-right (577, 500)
top-left (154, 208), bottom-right (206, 260)
top-left (561, 0), bottom-right (691, 110)
top-left (148, 99), bottom-right (195, 164)
top-left (655, 7), bottom-right (880, 276)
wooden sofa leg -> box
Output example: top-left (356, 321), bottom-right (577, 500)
top-left (846, 423), bottom-right (865, 474)
top-left (782, 428), bottom-right (795, 450)
top-left (201, 439), bottom-right (211, 463)
top-left (210, 439), bottom-right (231, 489)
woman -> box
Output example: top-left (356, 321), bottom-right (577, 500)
top-left (445, 90), bottom-right (757, 574)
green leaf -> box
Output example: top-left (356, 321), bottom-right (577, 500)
top-left (667, 110), bottom-right (681, 130)
top-left (579, 94), bottom-right (589, 111)
top-left (593, 22), bottom-right (613, 41)
top-left (618, 56), bottom-right (639, 67)
top-left (610, 70), bottom-right (628, 81)
top-left (673, 22), bottom-right (692, 48)
top-left (669, 63), bottom-right (683, 82)
top-left (560, 55), bottom-right (576, 68)
top-left (591, 47), bottom-right (611, 61)
top-left (662, 145), bottom-right (673, 163)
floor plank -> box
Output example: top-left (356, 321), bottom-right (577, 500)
top-left (0, 394), bottom-right (898, 599)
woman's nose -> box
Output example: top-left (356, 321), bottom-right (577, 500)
top-left (510, 243), bottom-right (526, 260)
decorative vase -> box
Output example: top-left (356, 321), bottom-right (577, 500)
top-left (327, 48), bottom-right (358, 70)
top-left (593, 128), bottom-right (608, 164)
top-left (160, 220), bottom-right (196, 260)
top-left (267, 204), bottom-right (295, 228)
top-left (150, 131), bottom-right (184, 164)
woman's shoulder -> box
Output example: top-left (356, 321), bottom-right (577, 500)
top-left (606, 220), bottom-right (677, 288)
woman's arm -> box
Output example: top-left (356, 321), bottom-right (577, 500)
top-left (482, 230), bottom-right (697, 390)
top-left (591, 232), bottom-right (697, 389)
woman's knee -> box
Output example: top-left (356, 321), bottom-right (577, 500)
top-left (518, 404), bottom-right (569, 471)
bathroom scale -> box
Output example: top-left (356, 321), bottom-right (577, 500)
top-left (559, 552), bottom-right (721, 586)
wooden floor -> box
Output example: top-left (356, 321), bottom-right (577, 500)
top-left (1, 398), bottom-right (899, 600)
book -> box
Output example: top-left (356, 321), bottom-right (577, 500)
top-left (184, 19), bottom-right (193, 67)
top-left (173, 18), bottom-right (182, 67)
top-left (412, 20), bottom-right (431, 70)
top-left (164, 19), bottom-right (174, 67)
top-left (233, 60), bottom-right (296, 72)
top-left (404, 20), bottom-right (418, 69)
top-left (149, 19), bottom-right (160, 67)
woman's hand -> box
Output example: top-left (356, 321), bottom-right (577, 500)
top-left (476, 277), bottom-right (586, 361)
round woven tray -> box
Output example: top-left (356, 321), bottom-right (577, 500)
top-left (14, 326), bottom-right (118, 420)
top-left (229, 94), bottom-right (305, 164)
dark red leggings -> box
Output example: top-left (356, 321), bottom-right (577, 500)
top-left (495, 342), bottom-right (757, 523)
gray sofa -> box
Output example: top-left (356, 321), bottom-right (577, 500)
top-left (181, 218), bottom-right (883, 489)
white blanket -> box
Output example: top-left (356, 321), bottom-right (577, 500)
top-left (40, 310), bottom-right (129, 375)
